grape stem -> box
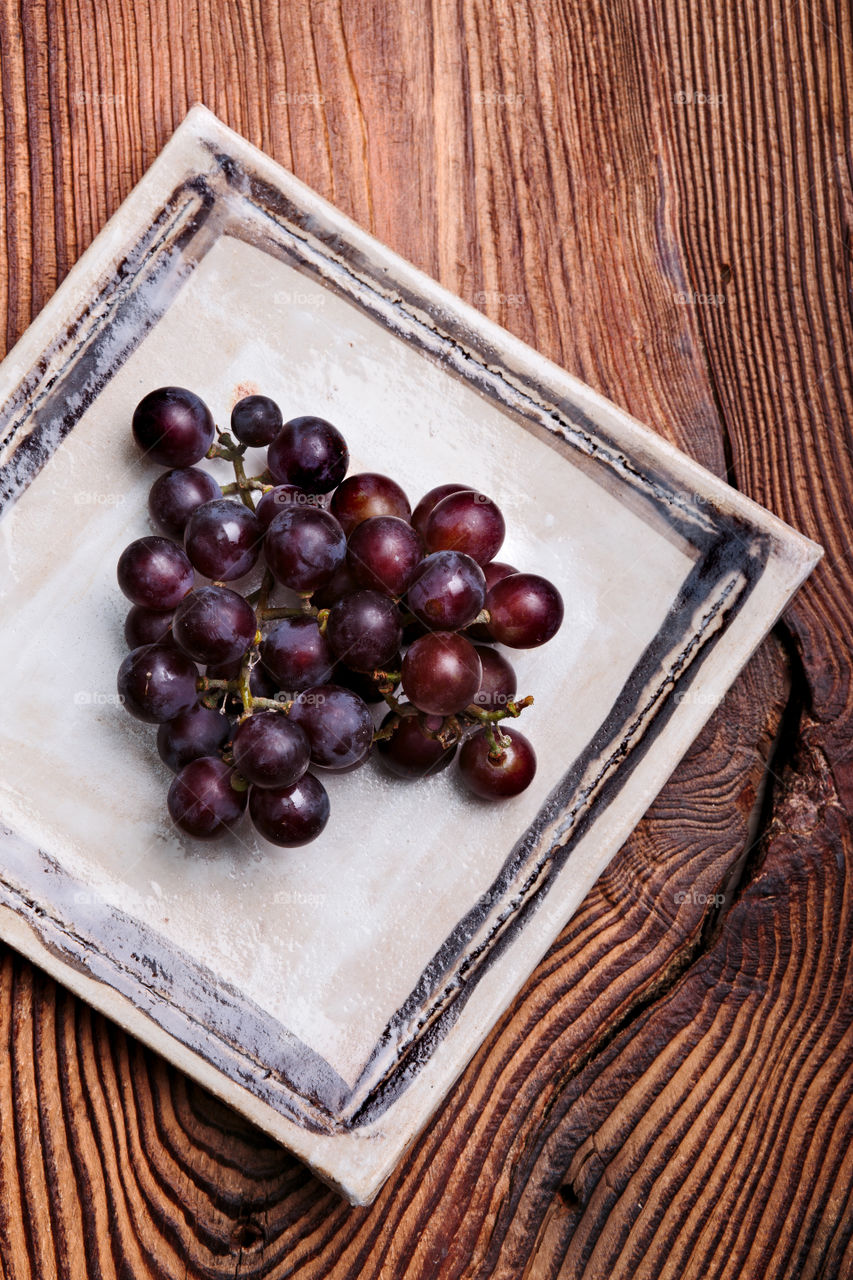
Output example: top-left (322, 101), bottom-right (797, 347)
top-left (464, 695), bottom-right (534, 723)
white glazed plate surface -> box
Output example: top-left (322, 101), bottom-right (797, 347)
top-left (0, 107), bottom-right (822, 1203)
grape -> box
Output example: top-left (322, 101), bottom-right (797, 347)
top-left (325, 590), bottom-right (402, 672)
top-left (347, 516), bottom-right (422, 597)
top-left (167, 757), bottom-right (247, 838)
top-left (264, 507), bottom-right (346, 593)
top-left (117, 645), bottom-right (199, 723)
top-left (411, 483), bottom-right (469, 541)
top-left (249, 773), bottom-right (330, 847)
top-left (407, 550), bottom-right (486, 630)
top-left (117, 537), bottom-right (194, 610)
top-left (232, 711), bottom-right (310, 789)
top-left (184, 499), bottom-right (262, 581)
top-left (335, 654), bottom-right (401, 704)
top-left (330, 472), bottom-right (410, 535)
top-left (401, 633), bottom-right (482, 715)
top-left (260, 617), bottom-right (335, 693)
top-left (425, 490), bottom-right (505, 564)
top-left (486, 573), bottom-right (564, 647)
top-left (458, 726), bottom-right (536, 798)
top-left (230, 394), bottom-right (283, 447)
top-left (172, 586), bottom-right (257, 665)
top-left (267, 416), bottom-right (349, 493)
top-left (289, 684), bottom-right (373, 771)
top-left (124, 605), bottom-right (175, 649)
top-left (157, 704), bottom-right (232, 772)
top-left (472, 645), bottom-right (517, 710)
top-left (132, 387), bottom-right (215, 468)
top-left (256, 485), bottom-right (324, 532)
top-left (377, 710), bottom-right (457, 779)
top-left (310, 561), bottom-right (360, 608)
top-left (468, 561), bottom-right (518, 640)
top-left (148, 467), bottom-right (222, 538)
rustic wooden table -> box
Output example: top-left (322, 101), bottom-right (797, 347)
top-left (2, 1), bottom-right (851, 1276)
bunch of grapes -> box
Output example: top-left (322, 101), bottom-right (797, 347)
top-left (117, 386), bottom-right (564, 848)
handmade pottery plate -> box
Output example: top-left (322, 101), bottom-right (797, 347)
top-left (0, 106), bottom-right (821, 1203)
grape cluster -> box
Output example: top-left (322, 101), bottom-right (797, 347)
top-left (117, 386), bottom-right (564, 847)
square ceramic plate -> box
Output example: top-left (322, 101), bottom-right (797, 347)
top-left (0, 106), bottom-right (821, 1204)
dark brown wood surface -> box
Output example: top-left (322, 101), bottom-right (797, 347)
top-left (1, 1), bottom-right (851, 1275)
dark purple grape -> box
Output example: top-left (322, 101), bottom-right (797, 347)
top-left (124, 605), bottom-right (175, 649)
top-left (486, 573), bottom-right (564, 648)
top-left (264, 507), bottom-right (346, 593)
top-left (117, 645), bottom-right (199, 723)
top-left (157, 704), bottom-right (232, 772)
top-left (132, 387), bottom-right (215, 468)
top-left (335, 653), bottom-right (401, 704)
top-left (117, 537), bottom-right (194, 610)
top-left (458, 727), bottom-right (536, 798)
top-left (230, 395), bottom-right (283, 447)
top-left (249, 773), bottom-right (330, 847)
top-left (377, 710), bottom-right (457, 779)
top-left (330, 472), bottom-right (410, 535)
top-left (184, 499), bottom-right (262, 581)
top-left (167, 757), bottom-right (247, 838)
top-left (256, 485), bottom-right (324, 531)
top-left (310, 561), bottom-right (360, 608)
top-left (425, 490), bottom-right (505, 565)
top-left (289, 684), bottom-right (373, 771)
top-left (411, 483), bottom-right (469, 542)
top-left (267, 416), bottom-right (349, 493)
top-left (172, 586), bottom-right (257, 665)
top-left (260, 617), bottom-right (335, 694)
top-left (148, 468), bottom-right (222, 538)
top-left (347, 516), bottom-right (422, 597)
top-left (232, 711), bottom-right (310, 789)
top-left (472, 645), bottom-right (517, 710)
top-left (468, 561), bottom-right (518, 640)
top-left (401, 633), bottom-right (482, 715)
top-left (407, 551), bottom-right (486, 631)
top-left (325, 590), bottom-right (402, 673)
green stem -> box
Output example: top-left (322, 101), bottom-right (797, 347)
top-left (463, 695), bottom-right (534, 723)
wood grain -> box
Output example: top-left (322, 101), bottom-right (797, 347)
top-left (1, 0), bottom-right (851, 1276)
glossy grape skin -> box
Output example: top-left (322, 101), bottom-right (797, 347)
top-left (249, 773), bottom-right (330, 847)
top-left (407, 550), bottom-right (486, 631)
top-left (124, 605), bottom-right (175, 649)
top-left (377, 710), bottom-right (457, 779)
top-left (255, 485), bottom-right (324, 532)
top-left (260, 617), bottom-right (335, 693)
top-left (132, 387), bottom-right (215, 468)
top-left (264, 507), bottom-right (346, 593)
top-left (468, 561), bottom-right (518, 640)
top-left (167, 757), bottom-right (247, 838)
top-left (184, 499), bottom-right (262, 581)
top-left (172, 586), bottom-right (257, 665)
top-left (157, 704), bottom-right (232, 772)
top-left (401, 632), bottom-right (482, 716)
top-left (485, 573), bottom-right (564, 648)
top-left (117, 537), bottom-right (194, 610)
top-left (232, 711), bottom-right (311, 789)
top-left (472, 645), bottom-right (517, 711)
top-left (267, 416), bottom-right (349, 493)
top-left (330, 472), bottom-right (410, 535)
top-left (410, 483), bottom-right (469, 542)
top-left (347, 516), bottom-right (422, 597)
top-left (148, 468), bottom-right (222, 538)
top-left (117, 645), bottom-right (199, 724)
top-left (458, 727), bottom-right (537, 798)
top-left (289, 684), bottom-right (373, 771)
top-left (230, 395), bottom-right (283, 447)
top-left (425, 490), bottom-right (505, 564)
top-left (335, 653), bottom-right (401, 704)
top-left (325, 590), bottom-right (403, 673)
top-left (310, 561), bottom-right (360, 608)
